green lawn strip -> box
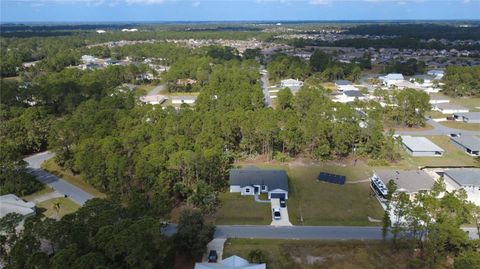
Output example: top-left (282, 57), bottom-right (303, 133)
top-left (449, 97), bottom-right (480, 111)
top-left (37, 197), bottom-right (81, 218)
top-left (135, 84), bottom-right (156, 96)
top-left (215, 193), bottom-right (271, 225)
top-left (230, 162), bottom-right (383, 226)
top-left (41, 159), bottom-right (106, 198)
top-left (438, 121), bottom-right (480, 131)
top-left (22, 186), bottom-right (55, 201)
top-left (223, 238), bottom-right (417, 269)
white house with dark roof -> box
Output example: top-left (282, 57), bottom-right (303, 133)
top-left (229, 168), bottom-right (289, 200)
top-left (451, 136), bottom-right (480, 156)
top-left (400, 136), bottom-right (444, 157)
top-left (443, 169), bottom-right (480, 205)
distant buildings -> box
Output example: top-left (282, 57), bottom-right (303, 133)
top-left (450, 135), bottom-right (480, 156)
top-left (427, 69), bottom-right (445, 80)
top-left (96, 30), bottom-right (106, 34)
top-left (121, 28), bottom-right (138, 32)
top-left (379, 73), bottom-right (404, 87)
top-left (400, 136), bottom-right (444, 157)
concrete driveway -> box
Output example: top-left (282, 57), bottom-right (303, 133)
top-left (202, 238), bottom-right (226, 262)
top-left (270, 198), bottom-right (292, 226)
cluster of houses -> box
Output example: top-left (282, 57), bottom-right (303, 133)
top-left (78, 55), bottom-right (132, 70)
top-left (399, 135), bottom-right (480, 157)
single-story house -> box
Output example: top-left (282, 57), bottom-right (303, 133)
top-left (171, 96), bottom-right (197, 105)
top-left (453, 112), bottom-right (480, 123)
top-left (280, 79), bottom-right (304, 94)
top-left (139, 94), bottom-right (167, 105)
top-left (379, 73), bottom-right (404, 87)
top-left (195, 255), bottom-right (266, 269)
top-left (0, 194), bottom-right (36, 219)
top-left (229, 168), bottom-right (289, 200)
top-left (427, 69), bottom-right (445, 80)
top-left (411, 75), bottom-right (434, 86)
top-left (334, 90), bottom-right (366, 103)
top-left (432, 103), bottom-right (469, 114)
top-left (370, 170), bottom-right (435, 204)
top-left (400, 136), bottom-right (444, 157)
top-left (428, 94), bottom-right (450, 105)
top-left (451, 136), bottom-right (480, 156)
top-left (443, 169), bottom-right (480, 206)
top-left (334, 80), bottom-right (358, 92)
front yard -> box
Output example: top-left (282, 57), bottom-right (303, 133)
top-left (215, 192), bottom-right (272, 225)
top-left (37, 197), bottom-right (80, 218)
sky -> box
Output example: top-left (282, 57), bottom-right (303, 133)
top-left (1, 0), bottom-right (479, 23)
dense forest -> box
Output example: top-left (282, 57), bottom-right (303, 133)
top-left (442, 65), bottom-right (480, 97)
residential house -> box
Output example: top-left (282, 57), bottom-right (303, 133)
top-left (379, 73), bottom-right (405, 87)
top-left (195, 255), bottom-right (266, 269)
top-left (427, 69), bottom-right (445, 79)
top-left (370, 170), bottom-right (435, 205)
top-left (400, 136), bottom-right (444, 157)
top-left (334, 90), bottom-right (366, 103)
top-left (443, 169), bottom-right (480, 205)
top-left (432, 103), bottom-right (469, 114)
top-left (334, 80), bottom-right (358, 92)
top-left (139, 95), bottom-right (167, 105)
top-left (171, 96), bottom-right (197, 105)
top-left (229, 168), bottom-right (289, 200)
top-left (451, 136), bottom-right (480, 156)
top-left (0, 194), bottom-right (36, 219)
top-left (453, 112), bottom-right (480, 123)
top-left (280, 79), bottom-right (304, 93)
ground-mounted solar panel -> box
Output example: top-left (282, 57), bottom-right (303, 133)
top-left (317, 172), bottom-right (346, 185)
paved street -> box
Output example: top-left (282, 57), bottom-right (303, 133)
top-left (260, 66), bottom-right (272, 107)
top-left (24, 152), bottom-right (95, 205)
top-left (395, 119), bottom-right (480, 136)
top-left (163, 224), bottom-right (479, 240)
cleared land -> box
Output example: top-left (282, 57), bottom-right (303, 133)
top-left (42, 159), bottom-right (106, 198)
top-left (22, 186), bottom-right (54, 201)
top-left (215, 193), bottom-right (271, 225)
top-left (439, 121), bottom-right (480, 131)
top-left (37, 197), bottom-right (80, 218)
top-left (223, 239), bottom-right (421, 269)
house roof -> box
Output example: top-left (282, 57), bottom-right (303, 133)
top-left (344, 90), bottom-right (364, 97)
top-left (434, 103), bottom-right (469, 111)
top-left (229, 168), bottom-right (289, 191)
top-left (195, 255), bottom-right (266, 269)
top-left (281, 79), bottom-right (303, 85)
top-left (401, 136), bottom-right (444, 152)
top-left (0, 194), bottom-right (36, 218)
top-left (374, 170), bottom-right (435, 193)
top-left (444, 169), bottom-right (480, 187)
top-left (451, 136), bottom-right (480, 151)
top-left (381, 73), bottom-right (404, 81)
top-left (453, 112), bottom-right (480, 121)
top-left (171, 96), bottom-right (197, 101)
top-left (335, 80), bottom-right (352, 86)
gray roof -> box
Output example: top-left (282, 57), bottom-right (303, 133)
top-left (344, 90), bottom-right (363, 97)
top-left (229, 168), bottom-right (289, 191)
top-left (335, 80), bottom-right (352, 86)
top-left (444, 169), bottom-right (480, 186)
top-left (453, 112), bottom-right (480, 121)
top-left (434, 103), bottom-right (469, 111)
top-left (401, 136), bottom-right (444, 152)
top-left (451, 136), bottom-right (480, 151)
top-left (374, 170), bottom-right (435, 193)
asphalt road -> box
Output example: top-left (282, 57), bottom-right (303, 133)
top-left (395, 119), bottom-right (480, 136)
top-left (260, 66), bottom-right (272, 107)
top-left (163, 224), bottom-right (479, 240)
top-left (24, 152), bottom-right (95, 205)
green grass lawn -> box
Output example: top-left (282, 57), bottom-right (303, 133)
top-left (439, 121), bottom-right (480, 131)
top-left (450, 97), bottom-right (480, 111)
top-left (42, 159), bottom-right (106, 198)
top-left (223, 239), bottom-right (419, 269)
top-left (22, 186), bottom-right (55, 201)
top-left (135, 84), bottom-right (156, 96)
top-left (387, 135), bottom-right (478, 169)
top-left (222, 162), bottom-right (383, 226)
top-left (37, 197), bottom-right (80, 218)
top-left (215, 192), bottom-right (272, 225)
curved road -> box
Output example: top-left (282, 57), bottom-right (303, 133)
top-left (395, 119), bottom-right (480, 136)
top-left (24, 152), bottom-right (94, 205)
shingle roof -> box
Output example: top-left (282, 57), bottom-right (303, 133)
top-left (401, 136), bottom-right (444, 152)
top-left (335, 80), bottom-right (352, 86)
top-left (434, 103), bottom-right (469, 111)
top-left (229, 168), bottom-right (289, 191)
top-left (374, 170), bottom-right (435, 193)
top-left (344, 90), bottom-right (363, 97)
top-left (444, 169), bottom-right (480, 186)
top-left (451, 136), bottom-right (480, 151)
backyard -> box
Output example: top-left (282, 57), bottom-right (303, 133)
top-left (223, 239), bottom-right (422, 269)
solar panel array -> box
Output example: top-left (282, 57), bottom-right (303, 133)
top-left (317, 172), bottom-right (346, 185)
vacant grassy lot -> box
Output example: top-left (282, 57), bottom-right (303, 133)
top-left (223, 239), bottom-right (421, 269)
top-left (439, 121), bottom-right (480, 131)
top-left (135, 84), bottom-right (156, 96)
top-left (22, 186), bottom-right (54, 201)
top-left (215, 193), bottom-right (271, 225)
top-left (37, 197), bottom-right (80, 218)
top-left (450, 97), bottom-right (480, 111)
top-left (42, 159), bottom-right (106, 198)
top-left (221, 162), bottom-right (383, 226)
top-left (389, 135), bottom-right (477, 169)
